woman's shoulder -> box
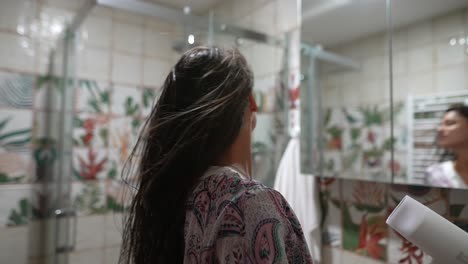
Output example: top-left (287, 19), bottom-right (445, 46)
top-left (188, 166), bottom-right (288, 210)
top-left (426, 161), bottom-right (454, 174)
top-left (195, 166), bottom-right (275, 198)
top-left (426, 161), bottom-right (457, 187)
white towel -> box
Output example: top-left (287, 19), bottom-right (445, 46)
top-left (274, 137), bottom-right (322, 263)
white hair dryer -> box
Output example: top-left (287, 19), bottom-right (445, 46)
top-left (386, 195), bottom-right (468, 264)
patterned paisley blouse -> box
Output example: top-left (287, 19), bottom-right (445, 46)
top-left (184, 166), bottom-right (313, 263)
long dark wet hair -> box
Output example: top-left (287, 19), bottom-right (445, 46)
top-left (118, 47), bottom-right (254, 263)
top-left (438, 103), bottom-right (468, 162)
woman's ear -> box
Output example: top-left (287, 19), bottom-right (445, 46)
top-left (249, 93), bottom-right (258, 112)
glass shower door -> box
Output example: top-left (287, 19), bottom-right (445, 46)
top-left (30, 27), bottom-right (77, 264)
top-left (212, 29), bottom-right (290, 187)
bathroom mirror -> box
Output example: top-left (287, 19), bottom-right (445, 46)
top-left (300, 0), bottom-right (468, 188)
top-left (390, 0), bottom-right (468, 189)
top-left (300, 0), bottom-right (392, 183)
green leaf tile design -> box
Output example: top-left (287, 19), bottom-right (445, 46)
top-left (7, 198), bottom-right (30, 227)
top-left (73, 183), bottom-right (106, 215)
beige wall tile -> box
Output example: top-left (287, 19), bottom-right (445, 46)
top-left (407, 21), bottom-right (433, 48)
top-left (113, 22), bottom-right (143, 55)
top-left (408, 45), bottom-right (434, 73)
top-left (143, 58), bottom-right (172, 88)
top-left (0, 0), bottom-right (35, 33)
top-left (435, 40), bottom-right (465, 67)
top-left (433, 11), bottom-right (464, 40)
top-left (0, 32), bottom-right (35, 73)
top-left (111, 53), bottom-right (141, 85)
top-left (436, 66), bottom-right (465, 92)
top-left (143, 27), bottom-right (175, 60)
top-left (0, 226), bottom-right (28, 264)
top-left (77, 48), bottom-right (110, 82)
top-left (104, 246), bottom-right (120, 264)
top-left (69, 248), bottom-right (104, 264)
top-left (81, 15), bottom-right (112, 49)
top-left (75, 215), bottom-right (106, 251)
top-left (105, 213), bottom-right (123, 247)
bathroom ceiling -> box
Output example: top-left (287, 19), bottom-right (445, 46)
top-left (302, 0), bottom-right (468, 47)
top-left (149, 0), bottom-right (226, 14)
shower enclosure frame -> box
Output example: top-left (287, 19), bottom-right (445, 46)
top-left (299, 43), bottom-right (360, 177)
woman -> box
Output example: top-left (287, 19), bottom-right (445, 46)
top-left (426, 104), bottom-right (468, 188)
top-left (119, 47), bottom-right (313, 263)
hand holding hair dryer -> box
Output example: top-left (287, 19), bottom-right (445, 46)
top-left (386, 195), bottom-right (468, 264)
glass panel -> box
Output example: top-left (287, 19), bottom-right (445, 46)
top-left (300, 0), bottom-right (392, 183)
top-left (209, 27), bottom-right (289, 187)
top-left (390, 0), bottom-right (468, 189)
top-left (29, 28), bottom-right (76, 263)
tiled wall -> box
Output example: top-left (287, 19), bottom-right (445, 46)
top-left (319, 178), bottom-right (468, 264)
top-left (0, 0), bottom-right (177, 263)
top-left (0, 0), bottom-right (298, 263)
top-left (318, 7), bottom-right (468, 264)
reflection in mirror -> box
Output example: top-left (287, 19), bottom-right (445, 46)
top-left (420, 101), bottom-right (468, 188)
top-left (391, 0), bottom-right (468, 189)
top-left (300, 0), bottom-right (468, 188)
top-left (300, 0), bottom-right (392, 183)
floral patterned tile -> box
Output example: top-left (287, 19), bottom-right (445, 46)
top-left (74, 79), bottom-right (110, 114)
top-left (323, 108), bottom-right (346, 152)
top-left (0, 152), bottom-right (33, 184)
top-left (361, 126), bottom-right (392, 181)
top-left (340, 149), bottom-right (363, 179)
top-left (387, 227), bottom-right (433, 264)
top-left (140, 87), bottom-right (159, 117)
top-left (328, 105), bottom-right (395, 182)
top-left (341, 180), bottom-right (388, 261)
top-left (388, 185), bottom-right (447, 214)
top-left (340, 107), bottom-right (365, 129)
top-left (31, 111), bottom-right (62, 183)
top-left (33, 75), bottom-right (64, 111)
top-left (323, 151), bottom-right (343, 178)
top-left (341, 125), bottom-right (362, 155)
top-left (71, 181), bottom-right (107, 216)
top-left (389, 150), bottom-right (407, 182)
top-left (0, 71), bottom-right (34, 109)
top-left (449, 189), bottom-right (468, 219)
top-left (0, 184), bottom-right (31, 227)
top-left (109, 117), bottom-right (142, 163)
top-left (73, 147), bottom-right (108, 181)
top-left (73, 113), bottom-right (110, 148)
top-left (319, 178), bottom-right (342, 247)
top-left (107, 148), bottom-right (140, 182)
top-left (106, 179), bottom-right (133, 213)
top-left (111, 85), bottom-right (141, 117)
top-left (387, 185), bottom-right (447, 264)
top-left (106, 150), bottom-right (121, 182)
top-left (0, 109), bottom-right (33, 184)
top-left (342, 180), bottom-right (387, 208)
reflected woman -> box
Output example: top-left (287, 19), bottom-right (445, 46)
top-left (426, 104), bottom-right (468, 188)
